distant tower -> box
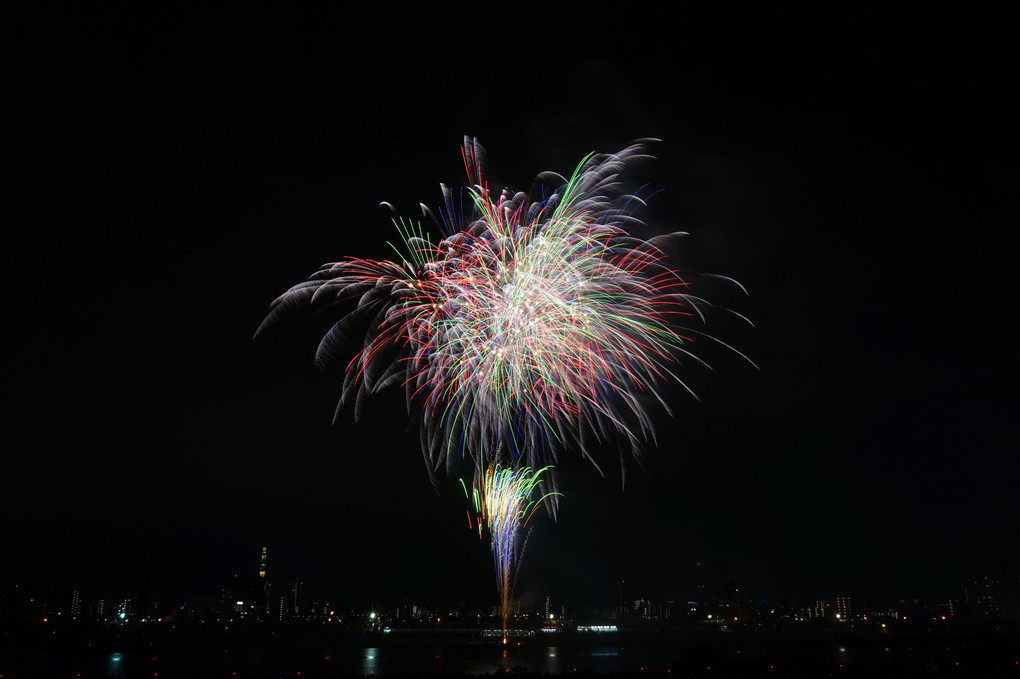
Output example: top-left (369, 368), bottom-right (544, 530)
top-left (291, 579), bottom-right (305, 618)
top-left (696, 561), bottom-right (706, 602)
top-left (612, 580), bottom-right (629, 616)
top-left (257, 545), bottom-right (270, 618)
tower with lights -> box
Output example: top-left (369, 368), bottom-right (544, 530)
top-left (257, 545), bottom-right (270, 619)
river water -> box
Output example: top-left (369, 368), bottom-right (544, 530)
top-left (4, 642), bottom-right (666, 677)
top-left (4, 632), bottom-right (1017, 677)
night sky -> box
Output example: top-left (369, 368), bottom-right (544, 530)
top-left (4, 3), bottom-right (1016, 611)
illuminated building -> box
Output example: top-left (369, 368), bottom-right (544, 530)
top-left (70, 590), bottom-right (82, 619)
top-left (834, 596), bottom-right (854, 620)
top-left (965, 576), bottom-right (1003, 620)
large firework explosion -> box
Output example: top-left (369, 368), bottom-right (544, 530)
top-left (259, 137), bottom-right (724, 501)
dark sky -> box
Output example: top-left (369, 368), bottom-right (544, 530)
top-left (4, 3), bottom-right (1016, 611)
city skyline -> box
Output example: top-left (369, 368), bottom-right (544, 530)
top-left (6, 561), bottom-right (1017, 630)
top-left (7, 535), bottom-right (1016, 621)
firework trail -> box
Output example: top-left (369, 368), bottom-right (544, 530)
top-left (463, 463), bottom-right (559, 643)
top-left (258, 137), bottom-right (740, 504)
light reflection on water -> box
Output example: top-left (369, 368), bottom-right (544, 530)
top-left (28, 643), bottom-right (651, 677)
top-left (9, 638), bottom-right (973, 677)
top-left (82, 644), bottom-right (641, 677)
top-left (545, 645), bottom-right (561, 674)
top-left (361, 646), bottom-right (380, 674)
top-left (591, 646), bottom-right (620, 657)
top-left (106, 651), bottom-right (123, 675)
top-left (358, 645), bottom-right (595, 676)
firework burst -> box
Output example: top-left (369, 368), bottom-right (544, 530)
top-left (259, 137), bottom-right (731, 501)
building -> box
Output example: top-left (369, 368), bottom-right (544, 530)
top-left (70, 590), bottom-right (82, 619)
top-left (965, 576), bottom-right (1003, 620)
top-left (834, 596), bottom-right (854, 621)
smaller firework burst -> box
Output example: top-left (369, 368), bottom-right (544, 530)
top-left (463, 463), bottom-right (559, 643)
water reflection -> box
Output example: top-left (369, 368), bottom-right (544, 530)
top-left (362, 647), bottom-right (379, 675)
top-left (545, 645), bottom-right (560, 674)
top-left (591, 646), bottom-right (620, 657)
top-left (107, 652), bottom-right (123, 676)
top-left (8, 637), bottom-right (997, 678)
